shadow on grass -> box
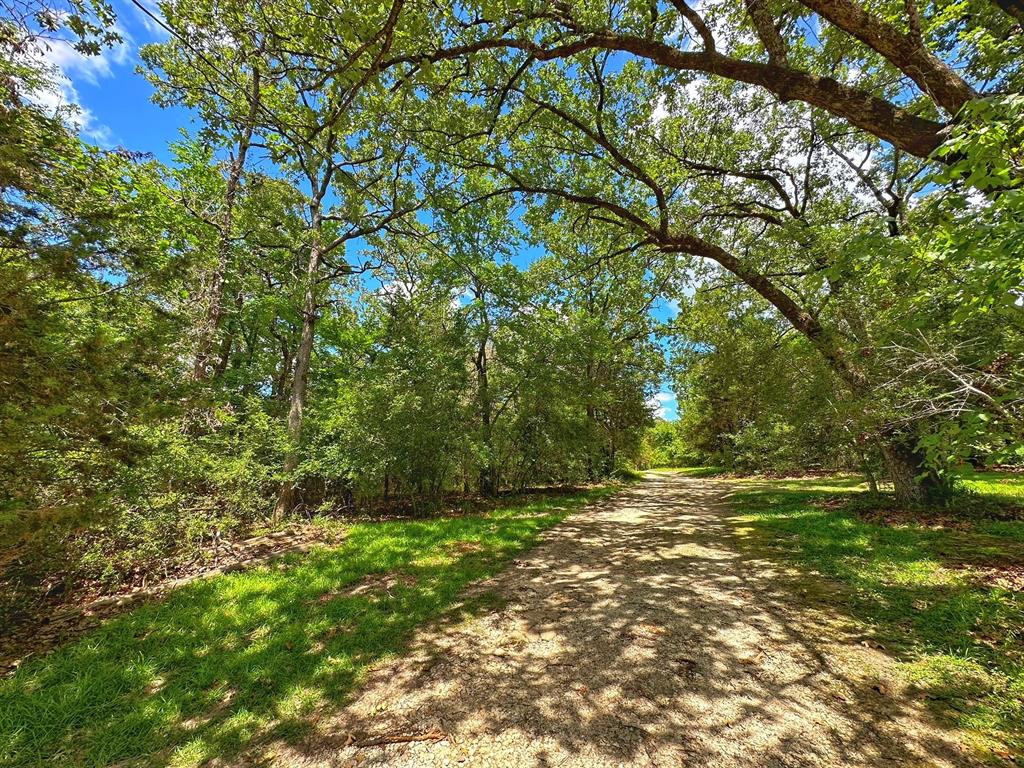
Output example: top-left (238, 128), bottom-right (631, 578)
top-left (0, 487), bottom-right (617, 768)
top-left (279, 473), bottom-right (985, 767)
top-left (728, 480), bottom-right (1024, 757)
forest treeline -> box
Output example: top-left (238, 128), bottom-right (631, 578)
top-left (2, 0), bottom-right (1023, 596)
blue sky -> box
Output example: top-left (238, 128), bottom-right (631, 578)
top-left (35, 1), bottom-right (681, 419)
top-left (35, 0), bottom-right (185, 158)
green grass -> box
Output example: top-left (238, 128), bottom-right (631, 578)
top-left (958, 471), bottom-right (1024, 545)
top-left (728, 472), bottom-right (1024, 760)
top-left (647, 465), bottom-right (729, 477)
top-left (0, 486), bottom-right (619, 768)
top-left (960, 469), bottom-right (1024, 502)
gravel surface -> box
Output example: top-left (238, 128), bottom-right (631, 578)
top-left (268, 473), bottom-right (977, 767)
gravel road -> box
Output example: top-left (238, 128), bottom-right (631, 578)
top-left (273, 473), bottom-right (976, 768)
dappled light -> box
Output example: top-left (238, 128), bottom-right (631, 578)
top-left (265, 475), bottom-right (980, 767)
top-left (731, 475), bottom-right (1024, 756)
top-left (2, 0), bottom-right (1022, 765)
top-left (0, 490), bottom-right (612, 766)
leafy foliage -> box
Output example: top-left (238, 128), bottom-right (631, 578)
top-left (2, 0), bottom-right (1023, 670)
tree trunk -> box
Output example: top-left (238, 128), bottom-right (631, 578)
top-left (881, 438), bottom-right (948, 506)
top-left (473, 281), bottom-right (498, 496)
top-left (270, 322), bottom-right (294, 401)
top-left (212, 289), bottom-right (245, 378)
top-left (859, 448), bottom-right (880, 494)
top-left (663, 234), bottom-right (959, 507)
top-left (993, 0), bottom-right (1024, 25)
top-left (796, 0), bottom-right (976, 116)
top-left (274, 237), bottom-right (322, 520)
top-left (192, 70), bottom-right (260, 380)
top-left (421, 30), bottom-right (949, 157)
top-left (584, 356), bottom-right (599, 482)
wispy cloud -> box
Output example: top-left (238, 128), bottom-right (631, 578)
top-left (39, 33), bottom-right (132, 85)
top-left (30, 73), bottom-right (113, 144)
top-left (125, 0), bottom-right (170, 39)
top-left (26, 26), bottom-right (133, 146)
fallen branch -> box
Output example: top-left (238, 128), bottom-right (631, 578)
top-left (347, 729), bottom-right (448, 748)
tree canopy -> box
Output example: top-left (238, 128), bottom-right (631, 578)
top-left (1, 0), bottom-right (1022, 591)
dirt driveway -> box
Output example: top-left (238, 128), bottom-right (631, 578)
top-left (274, 473), bottom-right (976, 767)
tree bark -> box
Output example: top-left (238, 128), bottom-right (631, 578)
top-left (212, 289), bottom-right (244, 378)
top-left (192, 69), bottom-right (260, 380)
top-left (864, 464), bottom-right (879, 494)
top-left (585, 359), bottom-right (599, 482)
top-left (472, 280), bottom-right (498, 496)
top-left (476, 360), bottom-right (498, 495)
top-left (797, 0), bottom-right (976, 116)
top-left (406, 31), bottom-right (949, 157)
top-left (992, 0), bottom-right (1024, 25)
top-left (881, 439), bottom-right (948, 505)
top-left (663, 235), bottom-right (953, 505)
top-left (744, 0), bottom-right (788, 65)
top-left (274, 234), bottom-right (322, 520)
top-left (271, 330), bottom-right (293, 401)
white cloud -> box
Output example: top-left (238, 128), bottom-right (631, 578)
top-left (377, 279), bottom-right (417, 301)
top-left (651, 94), bottom-right (670, 124)
top-left (29, 74), bottom-right (113, 144)
top-left (39, 33), bottom-right (132, 85)
top-left (651, 78), bottom-right (706, 125)
top-left (450, 287), bottom-right (474, 310)
top-left (128, 0), bottom-right (170, 38)
top-left (646, 391), bottom-right (676, 419)
top-left (24, 27), bottom-right (133, 146)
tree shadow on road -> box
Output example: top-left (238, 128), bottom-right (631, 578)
top-left (0, 491), bottom-right (614, 768)
top-left (288, 475), bottom-right (983, 767)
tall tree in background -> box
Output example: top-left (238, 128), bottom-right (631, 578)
top-left (434, 192), bottom-right (520, 495)
top-left (392, 3), bottom-right (1022, 503)
top-left (143, 0), bottom-right (426, 515)
top-left (141, 12), bottom-right (264, 381)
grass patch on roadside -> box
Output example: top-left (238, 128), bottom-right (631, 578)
top-left (0, 485), bottom-right (619, 768)
top-left (961, 470), bottom-right (1024, 505)
top-left (728, 472), bottom-right (1024, 760)
top-left (647, 466), bottom-right (728, 477)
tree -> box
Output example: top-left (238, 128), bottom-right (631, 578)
top-left (324, 247), bottom-right (473, 506)
top-left (432, 192), bottom-right (520, 495)
top-left (529, 224), bottom-right (668, 478)
top-left (392, 8), bottom-right (1021, 503)
top-left (383, 0), bottom-right (1023, 158)
top-left (667, 283), bottom-right (854, 472)
top-left (1, 11), bottom-right (199, 537)
top-left (143, 0), bottom-right (426, 516)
